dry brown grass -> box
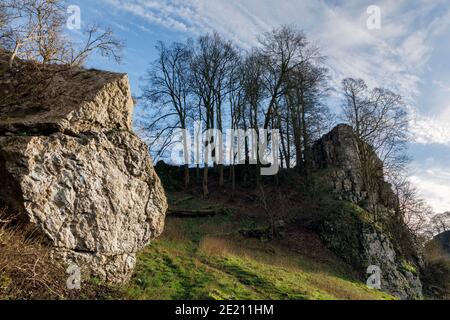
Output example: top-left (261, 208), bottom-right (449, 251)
top-left (0, 218), bottom-right (68, 299)
top-left (0, 212), bottom-right (121, 300)
top-left (199, 235), bottom-right (325, 273)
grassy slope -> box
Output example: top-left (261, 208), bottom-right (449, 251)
top-left (123, 193), bottom-right (394, 300)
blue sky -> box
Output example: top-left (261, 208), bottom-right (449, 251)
top-left (70, 0), bottom-right (450, 213)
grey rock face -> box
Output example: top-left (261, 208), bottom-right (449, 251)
top-left (312, 124), bottom-right (423, 299)
top-left (0, 52), bottom-right (167, 283)
top-left (363, 231), bottom-right (422, 300)
top-left (312, 124), bottom-right (395, 213)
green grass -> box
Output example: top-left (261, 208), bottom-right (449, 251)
top-left (126, 242), bottom-right (261, 300)
top-left (125, 235), bottom-right (394, 300)
top-left (123, 194), bottom-right (395, 300)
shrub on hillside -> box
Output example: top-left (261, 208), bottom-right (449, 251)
top-left (422, 241), bottom-right (450, 300)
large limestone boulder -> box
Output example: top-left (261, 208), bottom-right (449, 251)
top-left (0, 51), bottom-right (167, 283)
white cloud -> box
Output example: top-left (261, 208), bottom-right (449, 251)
top-left (411, 111), bottom-right (450, 146)
top-left (433, 80), bottom-right (450, 92)
top-left (410, 161), bottom-right (450, 213)
top-left (102, 0), bottom-right (199, 32)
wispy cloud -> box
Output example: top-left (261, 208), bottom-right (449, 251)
top-left (102, 0), bottom-right (202, 33)
top-left (433, 80), bottom-right (450, 92)
top-left (91, 0), bottom-right (450, 211)
top-left (411, 113), bottom-right (450, 146)
top-left (100, 1), bottom-right (450, 140)
top-left (410, 159), bottom-right (450, 212)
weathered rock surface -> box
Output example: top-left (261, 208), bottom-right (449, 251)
top-left (0, 51), bottom-right (167, 283)
top-left (363, 231), bottom-right (423, 300)
top-left (0, 50), bottom-right (133, 135)
top-left (312, 124), bottom-right (396, 212)
top-left (312, 124), bottom-right (423, 300)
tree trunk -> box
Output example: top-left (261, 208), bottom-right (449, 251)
top-left (184, 164), bottom-right (190, 189)
top-left (182, 128), bottom-right (190, 189)
top-left (231, 164), bottom-right (236, 198)
top-left (218, 164), bottom-right (224, 187)
top-left (301, 98), bottom-right (312, 171)
top-left (9, 43), bottom-right (20, 68)
top-left (203, 166), bottom-right (209, 197)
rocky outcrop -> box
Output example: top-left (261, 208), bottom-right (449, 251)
top-left (0, 51), bottom-right (167, 283)
top-left (312, 124), bottom-right (396, 212)
top-left (362, 231), bottom-right (423, 299)
top-left (312, 124), bottom-right (423, 300)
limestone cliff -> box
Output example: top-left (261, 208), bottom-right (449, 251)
top-left (0, 50), bottom-right (167, 283)
top-left (311, 124), bottom-right (423, 299)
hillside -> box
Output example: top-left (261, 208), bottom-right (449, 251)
top-left (0, 52), bottom-right (430, 301)
top-left (421, 232), bottom-right (450, 299)
top-left (0, 190), bottom-right (394, 300)
top-left (435, 231), bottom-right (450, 255)
top-left (123, 192), bottom-right (394, 300)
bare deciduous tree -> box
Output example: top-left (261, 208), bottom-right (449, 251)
top-left (392, 176), bottom-right (433, 237)
top-left (428, 212), bottom-right (450, 236)
top-left (0, 0), bottom-right (123, 67)
top-left (284, 62), bottom-right (331, 170)
top-left (65, 25), bottom-right (123, 67)
top-left (341, 78), bottom-right (409, 176)
top-left (190, 32), bottom-right (239, 196)
top-left (141, 40), bottom-right (193, 189)
top-left (341, 78), bottom-right (409, 216)
top-left (257, 26), bottom-right (312, 130)
top-left (255, 25), bottom-right (326, 174)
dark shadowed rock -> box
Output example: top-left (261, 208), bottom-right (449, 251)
top-left (435, 231), bottom-right (450, 255)
top-left (312, 124), bottom-right (396, 212)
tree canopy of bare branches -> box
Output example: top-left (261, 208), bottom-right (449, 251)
top-left (341, 78), bottom-right (409, 177)
top-left (0, 0), bottom-right (123, 67)
top-left (190, 32), bottom-right (240, 194)
top-left (141, 26), bottom-right (333, 195)
top-left (428, 212), bottom-right (450, 236)
top-left (391, 176), bottom-right (433, 237)
top-left (140, 40), bottom-right (193, 188)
